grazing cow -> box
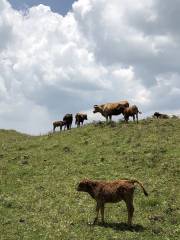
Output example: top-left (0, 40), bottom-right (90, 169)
top-left (75, 113), bottom-right (88, 127)
top-left (93, 100), bottom-right (129, 122)
top-left (63, 114), bottom-right (73, 130)
top-left (77, 179), bottom-right (148, 226)
top-left (53, 121), bottom-right (66, 132)
top-left (122, 105), bottom-right (142, 123)
top-left (153, 112), bottom-right (169, 119)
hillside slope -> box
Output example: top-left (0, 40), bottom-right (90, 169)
top-left (0, 119), bottom-right (180, 240)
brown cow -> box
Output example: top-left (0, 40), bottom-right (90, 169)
top-left (53, 121), bottom-right (66, 132)
top-left (93, 100), bottom-right (129, 122)
top-left (75, 113), bottom-right (88, 127)
top-left (77, 179), bottom-right (148, 226)
top-left (122, 105), bottom-right (142, 123)
top-left (153, 112), bottom-right (169, 119)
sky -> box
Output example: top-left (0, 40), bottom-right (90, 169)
top-left (0, 0), bottom-right (180, 134)
top-left (8, 0), bottom-right (76, 15)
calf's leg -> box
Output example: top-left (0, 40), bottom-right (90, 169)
top-left (93, 202), bottom-right (101, 224)
top-left (125, 198), bottom-right (134, 226)
top-left (100, 204), bottom-right (105, 223)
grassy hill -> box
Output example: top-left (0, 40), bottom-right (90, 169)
top-left (0, 119), bottom-right (180, 240)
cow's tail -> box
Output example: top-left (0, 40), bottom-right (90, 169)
top-left (130, 179), bottom-right (148, 196)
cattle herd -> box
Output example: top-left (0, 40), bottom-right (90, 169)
top-left (53, 99), bottom-right (170, 132)
top-left (53, 113), bottom-right (87, 132)
top-left (53, 100), bottom-right (143, 132)
top-left (52, 100), bottom-right (172, 226)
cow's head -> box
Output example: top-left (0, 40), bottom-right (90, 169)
top-left (93, 105), bottom-right (101, 113)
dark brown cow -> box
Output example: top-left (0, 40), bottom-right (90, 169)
top-left (77, 179), bottom-right (148, 226)
top-left (63, 114), bottom-right (73, 130)
top-left (153, 112), bottom-right (169, 119)
top-left (122, 105), bottom-right (142, 123)
top-left (53, 121), bottom-right (66, 132)
top-left (93, 100), bottom-right (129, 122)
top-left (75, 113), bottom-right (88, 127)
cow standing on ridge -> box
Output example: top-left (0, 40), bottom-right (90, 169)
top-left (63, 114), bottom-right (73, 130)
top-left (93, 100), bottom-right (129, 122)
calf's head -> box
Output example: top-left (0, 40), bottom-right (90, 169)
top-left (77, 179), bottom-right (96, 192)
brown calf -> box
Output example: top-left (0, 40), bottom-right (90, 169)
top-left (53, 121), bottom-right (66, 132)
top-left (77, 179), bottom-right (148, 226)
top-left (122, 105), bottom-right (142, 123)
top-left (75, 113), bottom-right (88, 127)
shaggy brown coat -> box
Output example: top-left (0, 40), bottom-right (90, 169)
top-left (53, 121), bottom-right (66, 132)
top-left (93, 100), bottom-right (129, 122)
top-left (77, 179), bottom-right (148, 226)
top-left (75, 113), bottom-right (88, 127)
top-left (122, 105), bottom-right (142, 123)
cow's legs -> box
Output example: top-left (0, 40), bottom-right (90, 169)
top-left (136, 113), bottom-right (138, 123)
top-left (125, 115), bottom-right (129, 123)
top-left (133, 115), bottom-right (135, 122)
top-left (105, 115), bottom-right (108, 122)
top-left (109, 115), bottom-right (112, 121)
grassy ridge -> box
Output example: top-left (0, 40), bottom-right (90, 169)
top-left (0, 119), bottom-right (180, 240)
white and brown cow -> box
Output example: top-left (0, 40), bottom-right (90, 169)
top-left (93, 100), bottom-right (129, 122)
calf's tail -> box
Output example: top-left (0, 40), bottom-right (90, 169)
top-left (131, 179), bottom-right (148, 196)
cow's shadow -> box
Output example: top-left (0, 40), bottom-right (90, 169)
top-left (95, 222), bottom-right (145, 232)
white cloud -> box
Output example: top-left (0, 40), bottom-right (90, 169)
top-left (0, 0), bottom-right (179, 134)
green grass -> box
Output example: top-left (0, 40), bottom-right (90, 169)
top-left (0, 119), bottom-right (180, 240)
